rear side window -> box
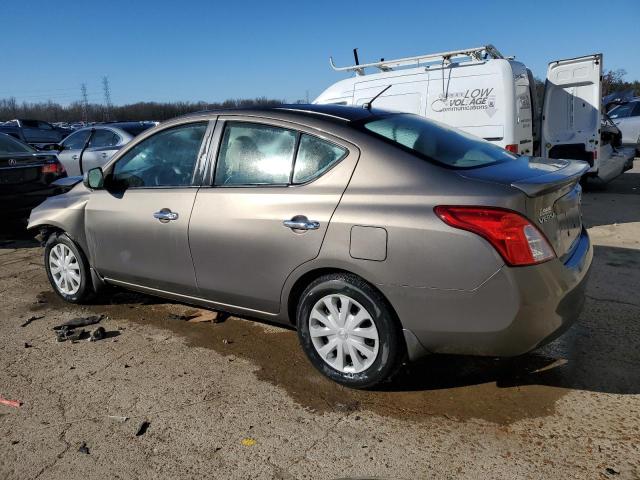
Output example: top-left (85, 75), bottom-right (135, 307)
top-left (0, 134), bottom-right (34, 153)
top-left (215, 123), bottom-right (296, 185)
top-left (293, 134), bottom-right (346, 183)
top-left (89, 129), bottom-right (120, 148)
top-left (362, 114), bottom-right (516, 169)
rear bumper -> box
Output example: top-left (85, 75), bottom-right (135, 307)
top-left (384, 228), bottom-right (593, 359)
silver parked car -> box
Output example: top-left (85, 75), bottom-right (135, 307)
top-left (55, 122), bottom-right (154, 176)
top-left (28, 105), bottom-right (593, 388)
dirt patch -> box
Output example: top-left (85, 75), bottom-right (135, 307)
top-left (29, 288), bottom-right (568, 426)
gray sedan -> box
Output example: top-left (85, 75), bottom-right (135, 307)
top-left (28, 105), bottom-right (592, 388)
top-left (56, 122), bottom-right (154, 176)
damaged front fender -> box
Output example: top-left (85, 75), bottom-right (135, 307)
top-left (27, 183), bottom-right (91, 257)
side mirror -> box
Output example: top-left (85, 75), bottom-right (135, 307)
top-left (83, 167), bottom-right (104, 190)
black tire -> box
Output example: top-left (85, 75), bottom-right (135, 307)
top-left (296, 273), bottom-right (404, 389)
top-left (44, 233), bottom-right (94, 304)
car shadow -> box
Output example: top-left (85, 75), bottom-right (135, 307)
top-left (383, 244), bottom-right (640, 395)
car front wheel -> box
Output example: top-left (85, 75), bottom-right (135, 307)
top-left (296, 273), bottom-right (404, 389)
top-left (45, 233), bottom-right (93, 303)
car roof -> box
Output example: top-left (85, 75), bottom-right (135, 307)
top-left (178, 104), bottom-right (391, 125)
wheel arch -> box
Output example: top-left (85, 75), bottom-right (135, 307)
top-left (285, 266), bottom-right (402, 331)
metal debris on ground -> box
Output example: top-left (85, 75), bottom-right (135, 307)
top-left (0, 396), bottom-right (22, 408)
top-left (170, 309), bottom-right (229, 324)
top-left (107, 415), bottom-right (129, 423)
top-left (89, 326), bottom-right (105, 342)
top-left (21, 315), bottom-right (44, 327)
top-left (222, 338), bottom-right (233, 345)
top-left (53, 315), bottom-right (104, 330)
top-left (135, 420), bottom-right (150, 436)
top-left (55, 327), bottom-right (86, 343)
top-left (78, 442), bottom-right (90, 454)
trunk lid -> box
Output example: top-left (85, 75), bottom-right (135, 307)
top-left (0, 153), bottom-right (56, 191)
top-left (458, 156), bottom-right (589, 260)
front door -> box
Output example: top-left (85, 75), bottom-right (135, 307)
top-left (85, 120), bottom-right (211, 295)
top-left (189, 117), bottom-right (359, 314)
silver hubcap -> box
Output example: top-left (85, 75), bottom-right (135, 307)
top-left (49, 244), bottom-right (81, 295)
top-left (309, 294), bottom-right (380, 374)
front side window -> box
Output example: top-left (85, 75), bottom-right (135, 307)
top-left (111, 122), bottom-right (207, 188)
top-left (361, 114), bottom-right (516, 169)
top-left (293, 134), bottom-right (347, 183)
top-left (89, 129), bottom-right (120, 148)
top-left (62, 130), bottom-right (91, 150)
top-left (214, 123), bottom-right (296, 186)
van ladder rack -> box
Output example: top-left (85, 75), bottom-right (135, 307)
top-left (329, 45), bottom-right (505, 75)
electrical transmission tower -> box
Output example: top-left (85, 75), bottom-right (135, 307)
top-left (80, 83), bottom-right (89, 124)
top-left (102, 76), bottom-right (112, 121)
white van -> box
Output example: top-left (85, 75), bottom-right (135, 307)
top-left (315, 45), bottom-right (634, 183)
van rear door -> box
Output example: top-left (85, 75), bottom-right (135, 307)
top-left (541, 54), bottom-right (602, 166)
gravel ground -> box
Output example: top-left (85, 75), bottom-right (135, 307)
top-left (1, 162), bottom-right (639, 480)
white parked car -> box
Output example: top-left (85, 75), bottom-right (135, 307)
top-left (608, 99), bottom-right (640, 154)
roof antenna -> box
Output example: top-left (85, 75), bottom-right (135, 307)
top-left (353, 48), bottom-right (360, 66)
top-left (363, 85), bottom-right (391, 110)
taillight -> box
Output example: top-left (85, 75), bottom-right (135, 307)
top-left (505, 144), bottom-right (519, 154)
top-left (42, 160), bottom-right (65, 176)
top-left (434, 206), bottom-right (556, 266)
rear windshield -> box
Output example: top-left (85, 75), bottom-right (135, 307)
top-left (361, 114), bottom-right (516, 169)
top-left (0, 134), bottom-right (34, 154)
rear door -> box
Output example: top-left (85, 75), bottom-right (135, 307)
top-left (541, 54), bottom-right (602, 164)
top-left (189, 117), bottom-right (359, 314)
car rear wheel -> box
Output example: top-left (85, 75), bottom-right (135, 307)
top-left (45, 233), bottom-right (93, 303)
top-left (296, 273), bottom-right (403, 389)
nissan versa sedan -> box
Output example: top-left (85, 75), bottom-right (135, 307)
top-left (27, 105), bottom-right (593, 388)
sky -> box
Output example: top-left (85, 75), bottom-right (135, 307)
top-left (1, 0), bottom-right (638, 106)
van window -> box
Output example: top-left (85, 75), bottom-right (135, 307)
top-left (215, 123), bottom-right (297, 186)
top-left (361, 114), bottom-right (516, 169)
top-left (293, 135), bottom-right (346, 183)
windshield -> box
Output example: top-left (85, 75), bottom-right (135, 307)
top-left (361, 114), bottom-right (517, 169)
top-left (0, 134), bottom-right (35, 154)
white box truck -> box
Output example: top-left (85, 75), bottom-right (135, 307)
top-left (314, 45), bottom-right (634, 183)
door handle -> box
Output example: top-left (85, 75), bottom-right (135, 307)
top-left (101, 152), bottom-right (108, 158)
top-left (72, 155), bottom-right (78, 160)
top-left (283, 217), bottom-right (320, 231)
top-left (153, 209), bottom-right (179, 223)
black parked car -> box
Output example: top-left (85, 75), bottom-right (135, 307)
top-left (0, 133), bottom-right (67, 220)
